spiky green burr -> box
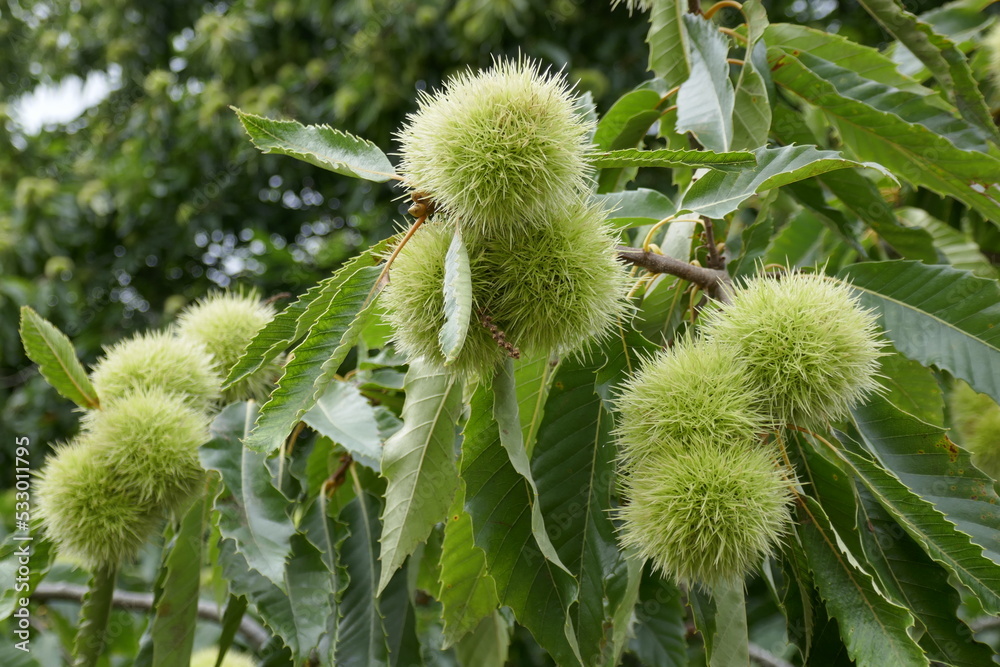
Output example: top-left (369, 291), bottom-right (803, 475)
top-left (35, 438), bottom-right (161, 568)
top-left (618, 442), bottom-right (792, 587)
top-left (474, 200), bottom-right (630, 355)
top-left (383, 205), bottom-right (628, 377)
top-left (615, 337), bottom-right (772, 470)
top-left (396, 58), bottom-right (593, 240)
top-left (90, 330), bottom-right (220, 409)
top-left (702, 272), bottom-right (885, 425)
top-left (381, 218), bottom-right (509, 378)
top-left (82, 387), bottom-right (210, 509)
top-left (176, 290), bottom-right (279, 402)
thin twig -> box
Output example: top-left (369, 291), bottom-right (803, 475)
top-left (701, 216), bottom-right (724, 270)
top-left (617, 246), bottom-right (733, 304)
top-left (32, 583), bottom-right (270, 650)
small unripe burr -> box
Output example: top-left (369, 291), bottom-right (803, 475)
top-left (615, 336), bottom-right (773, 471)
top-left (396, 58), bottom-right (594, 241)
top-left (381, 218), bottom-right (509, 378)
top-left (82, 387), bottom-right (210, 510)
top-left (618, 441), bottom-right (793, 587)
top-left (35, 438), bottom-right (161, 568)
top-left (90, 331), bottom-right (220, 409)
top-left (382, 204), bottom-right (629, 377)
top-left (702, 272), bottom-right (885, 425)
top-left (175, 290), bottom-right (279, 403)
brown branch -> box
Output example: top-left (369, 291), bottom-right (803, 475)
top-left (701, 216), bottom-right (724, 270)
top-left (32, 583), bottom-right (270, 650)
top-left (617, 246), bottom-right (733, 304)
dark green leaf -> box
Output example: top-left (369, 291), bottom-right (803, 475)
top-left (837, 261), bottom-right (1000, 404)
top-left (18, 306), bottom-right (99, 409)
top-left (532, 357), bottom-right (625, 665)
top-left (588, 148), bottom-right (755, 170)
top-left (769, 48), bottom-right (1000, 222)
top-left (233, 108), bottom-right (397, 182)
top-left (848, 392), bottom-right (1000, 567)
top-left (460, 376), bottom-right (580, 666)
top-left (768, 104), bottom-right (938, 263)
top-left (680, 145), bottom-right (890, 219)
top-left (831, 429), bottom-right (1000, 615)
top-left (151, 491), bottom-right (205, 667)
top-left (201, 402), bottom-right (295, 588)
top-left (854, 483), bottom-right (996, 666)
top-left (378, 361), bottom-right (463, 594)
top-left (245, 263), bottom-right (382, 453)
top-left (796, 496), bottom-right (928, 667)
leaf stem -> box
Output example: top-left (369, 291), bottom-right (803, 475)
top-left (373, 211), bottom-right (428, 293)
top-left (703, 0), bottom-right (744, 20)
top-left (718, 26), bottom-right (749, 44)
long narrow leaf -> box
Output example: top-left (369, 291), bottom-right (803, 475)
top-left (460, 378), bottom-right (581, 665)
top-left (225, 239), bottom-right (392, 390)
top-left (244, 263), bottom-right (382, 453)
top-left (234, 108), bottom-right (397, 182)
top-left (19, 306), bottom-right (99, 409)
top-left (680, 145), bottom-right (890, 219)
top-left (796, 496), bottom-right (928, 667)
top-left (837, 261), bottom-right (1000, 404)
top-left (587, 147), bottom-right (755, 170)
top-left (439, 227), bottom-right (472, 365)
top-left (377, 361), bottom-right (463, 594)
